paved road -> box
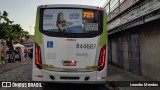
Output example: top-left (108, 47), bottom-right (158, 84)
top-left (0, 61), bottom-right (32, 81)
top-left (43, 83), bottom-right (109, 90)
top-left (0, 61), bottom-right (33, 90)
top-left (0, 60), bottom-right (110, 90)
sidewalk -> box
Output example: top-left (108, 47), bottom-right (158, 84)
top-left (107, 63), bottom-right (160, 90)
top-left (0, 59), bottom-right (31, 74)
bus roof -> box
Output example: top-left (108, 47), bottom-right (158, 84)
top-left (38, 4), bottom-right (104, 10)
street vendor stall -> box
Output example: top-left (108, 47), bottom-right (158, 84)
top-left (13, 43), bottom-right (25, 61)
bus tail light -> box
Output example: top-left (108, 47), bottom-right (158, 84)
top-left (35, 43), bottom-right (42, 69)
top-left (98, 45), bottom-right (106, 71)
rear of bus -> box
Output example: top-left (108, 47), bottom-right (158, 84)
top-left (32, 4), bottom-right (108, 83)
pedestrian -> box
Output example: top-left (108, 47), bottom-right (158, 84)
top-left (14, 47), bottom-right (21, 62)
top-left (10, 51), bottom-right (15, 62)
top-left (18, 48), bottom-right (22, 60)
top-left (29, 48), bottom-right (33, 60)
top-left (6, 38), bottom-right (14, 62)
top-left (6, 51), bottom-right (9, 62)
top-left (24, 48), bottom-right (27, 60)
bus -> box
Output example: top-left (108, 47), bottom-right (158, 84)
top-left (32, 4), bottom-right (108, 83)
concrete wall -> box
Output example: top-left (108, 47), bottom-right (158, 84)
top-left (110, 33), bottom-right (129, 69)
top-left (139, 21), bottom-right (160, 80)
top-left (109, 19), bottom-right (160, 80)
top-left (111, 38), bottom-right (117, 65)
top-left (121, 34), bottom-right (129, 70)
top-left (107, 0), bottom-right (140, 21)
top-left (107, 0), bottom-right (160, 30)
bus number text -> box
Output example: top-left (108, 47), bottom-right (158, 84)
top-left (76, 44), bottom-right (96, 49)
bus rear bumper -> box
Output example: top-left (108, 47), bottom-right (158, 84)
top-left (41, 69), bottom-right (106, 84)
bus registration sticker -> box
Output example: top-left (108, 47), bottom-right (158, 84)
top-left (84, 23), bottom-right (98, 31)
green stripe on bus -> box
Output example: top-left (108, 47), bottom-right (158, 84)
top-left (34, 9), bottom-right (42, 44)
top-left (99, 11), bottom-right (108, 46)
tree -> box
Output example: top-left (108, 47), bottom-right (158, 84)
top-left (0, 11), bottom-right (13, 24)
top-left (0, 11), bottom-right (13, 39)
top-left (11, 24), bottom-right (23, 38)
top-left (0, 11), bottom-right (29, 42)
top-left (0, 24), bottom-right (5, 38)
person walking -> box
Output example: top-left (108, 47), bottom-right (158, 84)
top-left (14, 47), bottom-right (21, 62)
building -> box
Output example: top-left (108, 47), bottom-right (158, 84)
top-left (104, 0), bottom-right (160, 80)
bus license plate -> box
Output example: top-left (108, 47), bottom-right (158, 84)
top-left (63, 61), bottom-right (76, 66)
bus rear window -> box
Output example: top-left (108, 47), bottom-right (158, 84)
top-left (40, 8), bottom-right (103, 37)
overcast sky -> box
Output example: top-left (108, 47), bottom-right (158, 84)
top-left (0, 0), bottom-right (107, 35)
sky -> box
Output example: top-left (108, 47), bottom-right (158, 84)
top-left (0, 0), bottom-right (107, 35)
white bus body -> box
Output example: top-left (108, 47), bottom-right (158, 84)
top-left (32, 4), bottom-right (108, 84)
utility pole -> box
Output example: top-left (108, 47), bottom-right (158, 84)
top-left (29, 26), bottom-right (32, 43)
top-left (29, 26), bottom-right (32, 35)
top-left (0, 11), bottom-right (1, 23)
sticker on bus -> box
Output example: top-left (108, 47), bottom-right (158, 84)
top-left (84, 23), bottom-right (98, 31)
top-left (47, 41), bottom-right (53, 48)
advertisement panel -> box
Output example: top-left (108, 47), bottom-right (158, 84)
top-left (43, 9), bottom-right (82, 33)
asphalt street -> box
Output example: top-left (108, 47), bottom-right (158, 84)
top-left (0, 60), bottom-right (110, 90)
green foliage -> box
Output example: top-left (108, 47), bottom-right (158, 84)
top-left (21, 30), bottom-right (29, 37)
top-left (0, 11), bottom-right (29, 40)
top-left (0, 11), bottom-right (13, 24)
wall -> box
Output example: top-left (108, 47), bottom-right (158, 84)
top-left (121, 33), bottom-right (129, 70)
top-left (139, 20), bottom-right (160, 80)
top-left (109, 19), bottom-right (160, 80)
top-left (110, 32), bottom-right (129, 69)
top-left (107, 0), bottom-right (160, 30)
top-left (111, 38), bottom-right (117, 65)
